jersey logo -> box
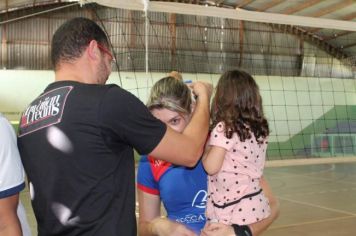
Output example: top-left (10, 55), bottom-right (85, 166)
top-left (18, 86), bottom-right (72, 137)
top-left (192, 190), bottom-right (207, 209)
top-left (148, 156), bottom-right (171, 182)
top-left (175, 213), bottom-right (205, 224)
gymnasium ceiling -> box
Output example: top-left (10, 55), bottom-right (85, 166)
top-left (1, 0), bottom-right (355, 59)
top-left (0, 0), bottom-right (355, 71)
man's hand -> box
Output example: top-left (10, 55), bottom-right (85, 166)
top-left (189, 81), bottom-right (213, 101)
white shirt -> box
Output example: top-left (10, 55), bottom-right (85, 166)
top-left (0, 113), bottom-right (31, 236)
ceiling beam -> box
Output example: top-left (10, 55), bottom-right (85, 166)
top-left (236, 0), bottom-right (254, 8)
top-left (281, 0), bottom-right (322, 15)
top-left (308, 0), bottom-right (354, 18)
top-left (257, 0), bottom-right (285, 12)
top-left (342, 42), bottom-right (356, 49)
top-left (239, 21), bottom-right (244, 67)
top-left (310, 12), bottom-right (356, 33)
top-left (0, 2), bottom-right (77, 25)
top-left (270, 23), bottom-right (350, 61)
top-left (129, 11), bottom-right (136, 49)
top-left (169, 13), bottom-right (177, 68)
top-left (96, 1), bottom-right (356, 31)
top-left (341, 12), bottom-right (356, 21)
top-left (215, 0), bottom-right (225, 6)
top-left (323, 31), bottom-right (353, 41)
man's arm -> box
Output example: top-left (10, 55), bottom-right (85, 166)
top-left (149, 81), bottom-right (212, 167)
top-left (0, 194), bottom-right (22, 236)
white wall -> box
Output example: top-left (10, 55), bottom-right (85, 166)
top-left (0, 70), bottom-right (220, 120)
top-left (259, 76), bottom-right (356, 141)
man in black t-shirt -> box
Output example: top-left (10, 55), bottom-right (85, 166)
top-left (17, 17), bottom-right (211, 236)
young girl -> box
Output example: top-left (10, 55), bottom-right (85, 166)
top-left (202, 70), bottom-right (271, 228)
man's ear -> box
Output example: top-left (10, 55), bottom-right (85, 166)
top-left (87, 40), bottom-right (100, 61)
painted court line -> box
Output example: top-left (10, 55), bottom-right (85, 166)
top-left (269, 215), bottom-right (356, 230)
top-left (281, 187), bottom-right (356, 197)
top-left (278, 196), bottom-right (356, 216)
top-left (267, 167), bottom-right (356, 186)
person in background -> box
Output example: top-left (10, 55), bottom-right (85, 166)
top-left (138, 75), bottom-right (279, 236)
top-left (17, 17), bottom-right (211, 236)
top-left (0, 113), bottom-right (31, 236)
top-left (202, 70), bottom-right (272, 235)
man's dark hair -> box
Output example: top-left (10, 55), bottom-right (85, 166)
top-left (51, 17), bottom-right (109, 69)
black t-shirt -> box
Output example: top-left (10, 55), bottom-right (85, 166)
top-left (18, 81), bottom-right (166, 236)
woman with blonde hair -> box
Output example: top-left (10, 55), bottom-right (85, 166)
top-left (137, 74), bottom-right (279, 236)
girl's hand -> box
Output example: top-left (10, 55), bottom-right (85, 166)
top-left (152, 218), bottom-right (197, 236)
top-left (200, 222), bottom-right (235, 236)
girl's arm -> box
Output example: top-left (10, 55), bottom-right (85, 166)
top-left (138, 190), bottom-right (196, 236)
top-left (202, 145), bottom-right (226, 175)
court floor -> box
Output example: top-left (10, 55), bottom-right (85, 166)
top-left (263, 162), bottom-right (356, 236)
top-left (21, 162), bottom-right (356, 235)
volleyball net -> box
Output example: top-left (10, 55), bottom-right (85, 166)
top-left (1, 1), bottom-right (356, 166)
top-left (87, 2), bottom-right (356, 166)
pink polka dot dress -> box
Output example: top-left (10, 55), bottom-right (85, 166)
top-left (205, 122), bottom-right (271, 225)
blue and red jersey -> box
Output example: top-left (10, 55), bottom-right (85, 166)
top-left (137, 156), bottom-right (208, 234)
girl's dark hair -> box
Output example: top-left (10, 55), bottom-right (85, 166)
top-left (51, 17), bottom-right (109, 69)
top-left (211, 70), bottom-right (269, 142)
